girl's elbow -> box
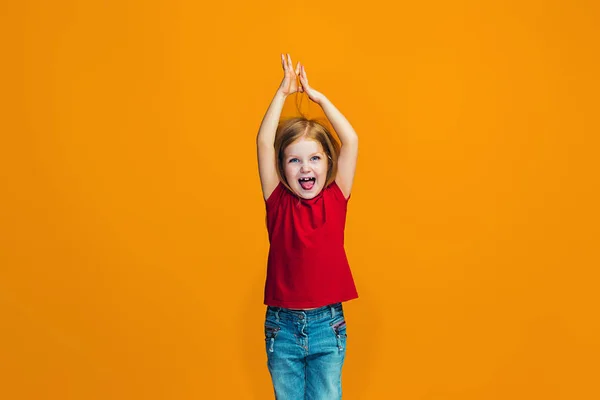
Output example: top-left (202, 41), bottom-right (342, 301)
top-left (343, 135), bottom-right (359, 146)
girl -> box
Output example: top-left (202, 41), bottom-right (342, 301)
top-left (256, 53), bottom-right (359, 400)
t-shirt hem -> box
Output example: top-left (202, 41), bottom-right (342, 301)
top-left (264, 294), bottom-right (358, 309)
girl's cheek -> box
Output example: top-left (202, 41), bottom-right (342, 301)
top-left (286, 165), bottom-right (298, 176)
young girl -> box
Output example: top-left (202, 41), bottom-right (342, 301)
top-left (256, 53), bottom-right (359, 400)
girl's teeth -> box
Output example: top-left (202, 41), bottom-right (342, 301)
top-left (299, 178), bottom-right (316, 190)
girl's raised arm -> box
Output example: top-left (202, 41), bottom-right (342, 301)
top-left (256, 54), bottom-right (301, 201)
top-left (298, 64), bottom-right (358, 200)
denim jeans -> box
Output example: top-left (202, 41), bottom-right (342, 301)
top-left (264, 303), bottom-right (347, 400)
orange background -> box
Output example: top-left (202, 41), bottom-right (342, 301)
top-left (1, 1), bottom-right (599, 399)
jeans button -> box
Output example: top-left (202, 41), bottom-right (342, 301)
top-left (299, 314), bottom-right (304, 320)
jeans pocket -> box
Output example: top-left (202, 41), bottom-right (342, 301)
top-left (265, 322), bottom-right (281, 353)
top-left (330, 317), bottom-right (347, 351)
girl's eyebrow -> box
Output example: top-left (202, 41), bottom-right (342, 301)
top-left (286, 152), bottom-right (323, 158)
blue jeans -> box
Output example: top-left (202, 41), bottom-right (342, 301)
top-left (264, 303), bottom-right (347, 400)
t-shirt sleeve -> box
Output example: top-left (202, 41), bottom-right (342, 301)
top-left (330, 181), bottom-right (351, 204)
top-left (265, 181), bottom-right (284, 210)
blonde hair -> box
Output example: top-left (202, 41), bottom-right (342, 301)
top-left (274, 117), bottom-right (341, 194)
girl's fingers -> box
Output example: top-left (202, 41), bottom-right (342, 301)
top-left (282, 53), bottom-right (288, 71)
top-left (300, 66), bottom-right (307, 83)
top-left (295, 62), bottom-right (301, 75)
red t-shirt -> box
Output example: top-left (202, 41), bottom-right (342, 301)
top-left (264, 181), bottom-right (359, 308)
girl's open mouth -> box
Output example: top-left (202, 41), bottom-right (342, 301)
top-left (298, 177), bottom-right (316, 190)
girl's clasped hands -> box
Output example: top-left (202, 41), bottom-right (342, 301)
top-left (278, 53), bottom-right (324, 105)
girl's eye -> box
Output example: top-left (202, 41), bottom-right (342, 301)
top-left (289, 158), bottom-right (299, 163)
top-left (311, 156), bottom-right (321, 161)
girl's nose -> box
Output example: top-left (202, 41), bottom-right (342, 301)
top-left (300, 164), bottom-right (311, 173)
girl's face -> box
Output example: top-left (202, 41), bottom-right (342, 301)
top-left (283, 137), bottom-right (329, 199)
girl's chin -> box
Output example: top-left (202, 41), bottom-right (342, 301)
top-left (293, 185), bottom-right (323, 199)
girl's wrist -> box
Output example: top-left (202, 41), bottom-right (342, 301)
top-left (314, 92), bottom-right (327, 106)
top-left (275, 88), bottom-right (289, 100)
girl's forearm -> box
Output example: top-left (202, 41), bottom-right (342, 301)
top-left (257, 90), bottom-right (287, 145)
top-left (318, 96), bottom-right (358, 145)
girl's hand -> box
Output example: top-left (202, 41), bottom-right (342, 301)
top-left (277, 53), bottom-right (301, 97)
top-left (298, 64), bottom-right (325, 105)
